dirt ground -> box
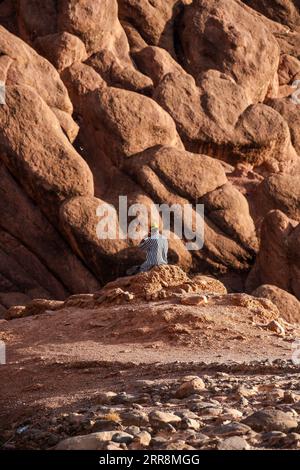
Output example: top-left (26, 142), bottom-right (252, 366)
top-left (1, 292), bottom-right (300, 450)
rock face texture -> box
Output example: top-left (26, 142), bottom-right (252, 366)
top-left (0, 0), bottom-right (299, 308)
top-left (252, 284), bottom-right (300, 324)
top-left (247, 211), bottom-right (300, 300)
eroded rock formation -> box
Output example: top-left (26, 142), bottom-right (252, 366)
top-left (0, 0), bottom-right (299, 310)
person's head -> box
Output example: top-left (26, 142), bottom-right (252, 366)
top-left (150, 222), bottom-right (159, 234)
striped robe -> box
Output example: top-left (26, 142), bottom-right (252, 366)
top-left (139, 231), bottom-right (168, 273)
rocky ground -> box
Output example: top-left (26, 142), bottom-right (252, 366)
top-left (0, 0), bottom-right (300, 453)
top-left (1, 266), bottom-right (300, 451)
top-left (3, 361), bottom-right (300, 451)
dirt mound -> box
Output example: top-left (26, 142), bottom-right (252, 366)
top-left (1, 266), bottom-right (284, 349)
top-left (4, 265), bottom-right (227, 318)
top-left (96, 265), bottom-right (228, 303)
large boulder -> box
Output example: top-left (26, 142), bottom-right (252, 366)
top-left (0, 26), bottom-right (107, 301)
top-left (153, 68), bottom-right (250, 152)
top-left (242, 0), bottom-right (300, 32)
top-left (277, 54), bottom-right (300, 85)
top-left (247, 210), bottom-right (300, 299)
top-left (0, 163), bottom-right (99, 298)
top-left (252, 284), bottom-right (300, 323)
top-left (132, 45), bottom-right (185, 87)
top-left (60, 196), bottom-right (134, 281)
top-left (76, 85), bottom-right (184, 166)
top-left (202, 183), bottom-right (258, 252)
top-left (17, 0), bottom-right (152, 92)
top-left (179, 0), bottom-right (280, 102)
top-left (126, 146), bottom-right (227, 201)
top-left (61, 61), bottom-right (106, 112)
top-left (117, 0), bottom-right (184, 54)
top-left (57, 0), bottom-right (129, 57)
top-left (274, 29), bottom-right (300, 61)
top-left (252, 174), bottom-right (300, 225)
top-left (17, 0), bottom-right (57, 41)
top-left (35, 32), bottom-right (88, 72)
top-left (0, 24), bottom-right (77, 136)
top-left (266, 97), bottom-right (300, 155)
top-left (0, 85), bottom-right (93, 221)
top-left (121, 21), bottom-right (148, 54)
top-left (86, 49), bottom-right (153, 94)
top-left (18, 0), bottom-right (126, 55)
top-left (286, 222), bottom-right (300, 299)
top-left (0, 25), bottom-right (71, 113)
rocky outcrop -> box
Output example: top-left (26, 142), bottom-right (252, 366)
top-left (0, 85), bottom-right (93, 219)
top-left (0, 0), bottom-right (299, 306)
top-left (202, 183), bottom-right (258, 252)
top-left (0, 25), bottom-right (76, 135)
top-left (17, 0), bottom-right (153, 91)
top-left (0, 163), bottom-right (98, 299)
top-left (2, 3), bottom-right (300, 455)
top-left (153, 58), bottom-right (297, 171)
top-left (125, 146), bottom-right (228, 201)
top-left (277, 54), bottom-right (300, 86)
top-left (0, 26), bottom-right (103, 300)
top-left (85, 49), bottom-right (153, 94)
top-left (124, 146), bottom-right (257, 272)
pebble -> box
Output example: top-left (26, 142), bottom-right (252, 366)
top-left (175, 378), bottom-right (206, 399)
top-left (166, 440), bottom-right (196, 450)
top-left (236, 385), bottom-right (257, 398)
top-left (260, 431), bottom-right (287, 446)
top-left (96, 392), bottom-right (117, 404)
top-left (176, 410), bottom-right (199, 420)
top-left (14, 368), bottom-right (300, 451)
top-left (186, 433), bottom-right (210, 447)
top-left (181, 418), bottom-right (201, 431)
top-left (220, 408), bottom-right (243, 420)
top-left (266, 320), bottom-right (285, 336)
top-left (133, 431), bottom-right (152, 447)
top-left (242, 409), bottom-right (298, 433)
top-left (196, 406), bottom-right (223, 417)
top-left (149, 410), bottom-right (181, 427)
top-left (217, 436), bottom-right (250, 450)
top-left (119, 410), bottom-right (149, 427)
top-left (92, 420), bottom-right (121, 432)
top-left (111, 432), bottom-right (134, 444)
top-left (124, 426), bottom-right (141, 436)
top-left (106, 442), bottom-right (122, 450)
top-left (56, 431), bottom-right (118, 450)
top-left (205, 422), bottom-right (252, 437)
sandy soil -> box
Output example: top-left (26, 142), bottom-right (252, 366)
top-left (1, 297), bottom-right (299, 432)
